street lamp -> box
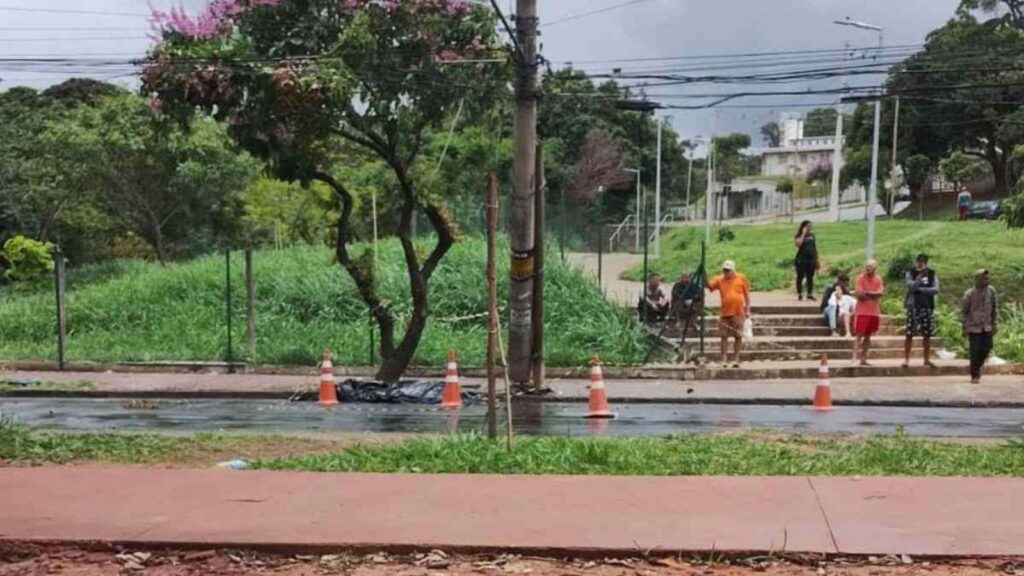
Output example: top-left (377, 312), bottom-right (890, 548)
top-left (834, 16), bottom-right (884, 259)
top-left (686, 135), bottom-right (706, 222)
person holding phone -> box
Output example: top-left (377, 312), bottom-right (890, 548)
top-left (793, 220), bottom-right (818, 301)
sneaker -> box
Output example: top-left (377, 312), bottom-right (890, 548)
top-left (806, 295), bottom-right (816, 301)
top-left (831, 331), bottom-right (840, 338)
top-left (798, 294), bottom-right (804, 301)
top-left (970, 377), bottom-right (980, 384)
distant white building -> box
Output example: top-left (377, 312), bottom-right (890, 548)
top-left (755, 112), bottom-right (843, 179)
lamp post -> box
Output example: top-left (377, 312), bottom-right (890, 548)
top-left (834, 17), bottom-right (884, 259)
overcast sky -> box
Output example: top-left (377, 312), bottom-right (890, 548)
top-left (0, 0), bottom-right (964, 142)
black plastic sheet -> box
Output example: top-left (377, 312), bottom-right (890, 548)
top-left (334, 379), bottom-right (480, 405)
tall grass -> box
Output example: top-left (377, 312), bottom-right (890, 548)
top-left (254, 433), bottom-right (1024, 477)
top-left (0, 238), bottom-right (646, 367)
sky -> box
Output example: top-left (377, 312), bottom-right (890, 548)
top-left (0, 0), bottom-right (965, 143)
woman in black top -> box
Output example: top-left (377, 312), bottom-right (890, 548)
top-left (793, 220), bottom-right (818, 300)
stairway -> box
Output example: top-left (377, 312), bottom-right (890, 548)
top-left (660, 297), bottom-right (973, 379)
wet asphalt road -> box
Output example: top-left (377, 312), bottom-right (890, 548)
top-left (3, 398), bottom-right (1024, 438)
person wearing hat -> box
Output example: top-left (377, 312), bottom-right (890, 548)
top-left (706, 260), bottom-right (751, 368)
top-left (961, 269), bottom-right (999, 384)
top-left (903, 253), bottom-right (939, 369)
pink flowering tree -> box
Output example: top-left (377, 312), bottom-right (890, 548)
top-left (143, 0), bottom-right (507, 381)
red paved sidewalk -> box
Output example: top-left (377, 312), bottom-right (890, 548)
top-left (1, 467), bottom-right (1023, 557)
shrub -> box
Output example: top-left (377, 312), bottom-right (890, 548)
top-left (2, 236), bottom-right (54, 283)
top-left (717, 227), bottom-right (736, 243)
top-left (1002, 194), bottom-right (1024, 229)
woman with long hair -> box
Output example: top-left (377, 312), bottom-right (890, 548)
top-left (793, 220), bottom-right (818, 300)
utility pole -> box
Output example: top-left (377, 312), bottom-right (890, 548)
top-left (508, 0), bottom-right (538, 385)
top-left (705, 113), bottom-right (717, 244)
top-left (654, 117), bottom-right (663, 258)
top-left (685, 145), bottom-right (694, 220)
top-left (829, 41), bottom-right (849, 222)
top-left (889, 96), bottom-right (901, 216)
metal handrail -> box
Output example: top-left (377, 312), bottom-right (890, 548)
top-left (607, 214), bottom-right (635, 252)
top-left (648, 213), bottom-right (675, 244)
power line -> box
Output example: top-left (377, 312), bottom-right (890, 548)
top-left (542, 0), bottom-right (653, 28)
top-left (0, 5), bottom-right (148, 17)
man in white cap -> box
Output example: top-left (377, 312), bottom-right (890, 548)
top-left (706, 260), bottom-right (751, 368)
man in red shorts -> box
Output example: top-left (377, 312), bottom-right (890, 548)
top-left (853, 259), bottom-right (885, 366)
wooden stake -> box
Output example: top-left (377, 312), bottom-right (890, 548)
top-left (486, 173), bottom-right (499, 440)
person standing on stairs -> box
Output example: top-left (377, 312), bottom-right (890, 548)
top-left (853, 260), bottom-right (885, 366)
top-left (794, 220), bottom-right (819, 301)
top-left (706, 260), bottom-right (751, 368)
top-left (903, 253), bottom-right (939, 369)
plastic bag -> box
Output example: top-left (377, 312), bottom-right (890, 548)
top-left (742, 317), bottom-right (754, 340)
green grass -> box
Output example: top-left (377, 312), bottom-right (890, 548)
top-left (627, 220), bottom-right (1024, 362)
top-left (254, 434), bottom-right (1024, 477)
top-left (0, 239), bottom-right (647, 368)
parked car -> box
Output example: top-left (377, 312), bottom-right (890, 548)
top-left (968, 199), bottom-right (1004, 220)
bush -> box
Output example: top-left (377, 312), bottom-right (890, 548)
top-left (2, 236), bottom-right (54, 283)
top-left (1002, 194), bottom-right (1024, 229)
top-left (717, 227), bottom-right (736, 243)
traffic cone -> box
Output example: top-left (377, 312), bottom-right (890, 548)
top-left (584, 357), bottom-right (614, 419)
top-left (812, 353), bottom-right (833, 412)
top-left (440, 350), bottom-right (463, 408)
top-left (317, 349), bottom-right (339, 407)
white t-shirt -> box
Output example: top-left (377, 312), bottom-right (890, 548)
top-left (830, 292), bottom-right (856, 314)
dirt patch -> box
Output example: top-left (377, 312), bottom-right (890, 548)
top-left (2, 545), bottom-right (1023, 576)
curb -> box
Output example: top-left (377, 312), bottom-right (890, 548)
top-left (6, 361), bottom-right (1023, 381)
top-left (5, 389), bottom-right (1024, 408)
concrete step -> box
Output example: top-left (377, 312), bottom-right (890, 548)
top-left (673, 326), bottom-right (902, 338)
top-left (700, 314), bottom-right (898, 328)
top-left (704, 349), bottom-right (933, 362)
top-left (671, 359), bottom-right (1021, 380)
top-left (672, 336), bottom-right (941, 352)
top-left (710, 305), bottom-right (823, 315)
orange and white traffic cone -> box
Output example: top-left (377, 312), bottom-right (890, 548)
top-left (440, 350), bottom-right (463, 409)
top-left (584, 357), bottom-right (614, 419)
top-left (812, 353), bottom-right (833, 412)
top-left (318, 349), bottom-right (339, 407)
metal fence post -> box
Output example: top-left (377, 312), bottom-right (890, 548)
top-left (245, 249), bottom-right (256, 359)
top-left (54, 248), bottom-right (66, 371)
top-left (225, 250), bottom-right (235, 373)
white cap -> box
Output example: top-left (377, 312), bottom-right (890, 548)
top-left (722, 260), bottom-right (736, 271)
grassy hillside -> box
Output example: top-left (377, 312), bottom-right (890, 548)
top-left (628, 220), bottom-right (1024, 362)
top-left (0, 239), bottom-right (647, 368)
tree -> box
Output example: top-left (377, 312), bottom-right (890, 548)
top-left (567, 129), bottom-right (632, 205)
top-left (884, 15), bottom-right (1024, 196)
top-left (760, 121), bottom-right (781, 147)
top-left (713, 133), bottom-right (753, 183)
top-left (959, 0), bottom-right (1024, 30)
top-left (0, 86), bottom-right (118, 259)
top-left (941, 151), bottom-right (985, 194)
top-left (142, 0), bottom-right (506, 381)
top-left (905, 154), bottom-right (934, 220)
top-left (50, 94), bottom-right (260, 262)
top-left (804, 108), bottom-right (838, 138)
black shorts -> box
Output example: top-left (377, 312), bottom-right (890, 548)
top-left (905, 307), bottom-right (935, 338)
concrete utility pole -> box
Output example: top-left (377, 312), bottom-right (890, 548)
top-left (889, 96), bottom-right (901, 216)
top-left (508, 0), bottom-right (538, 384)
top-left (654, 117), bottom-right (663, 258)
top-left (834, 17), bottom-right (884, 258)
top-left (704, 115), bottom-right (716, 244)
top-left (829, 44), bottom-right (847, 222)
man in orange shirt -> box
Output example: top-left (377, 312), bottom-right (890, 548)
top-left (853, 259), bottom-right (885, 366)
top-left (706, 260), bottom-right (751, 368)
